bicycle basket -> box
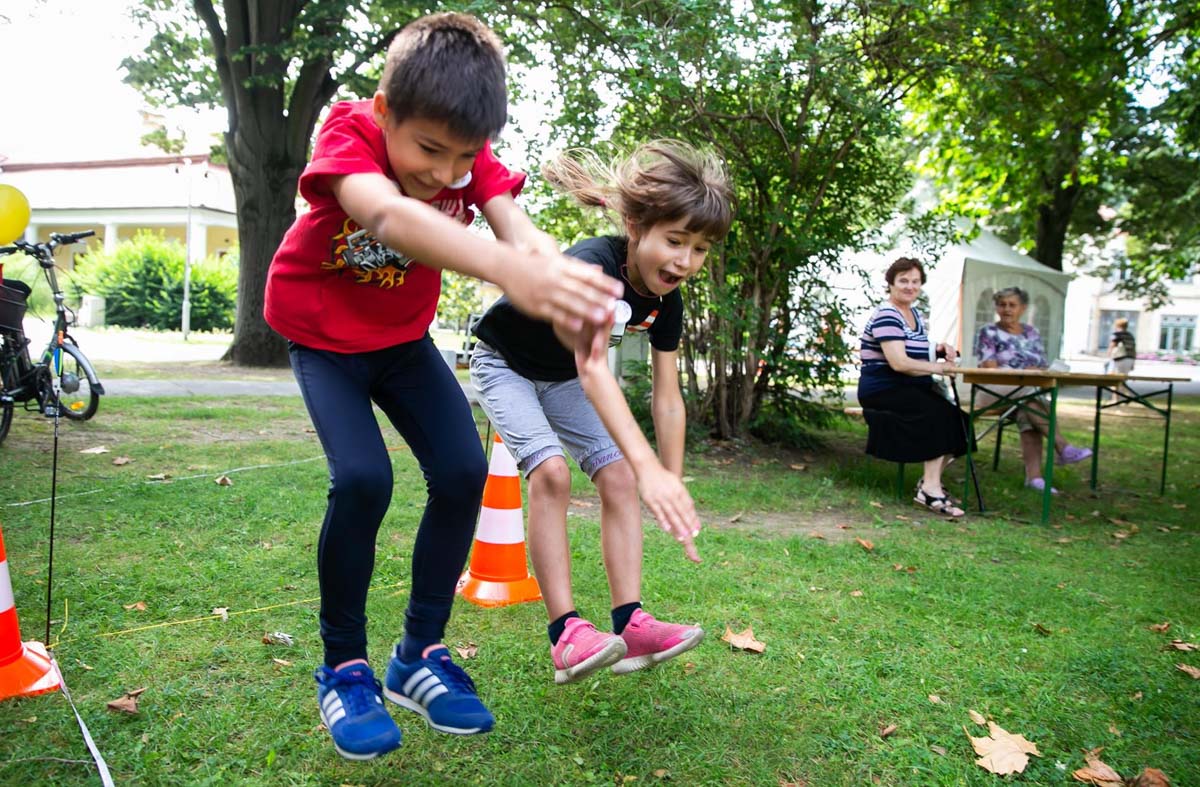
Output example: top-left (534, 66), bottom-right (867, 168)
top-left (0, 280), bottom-right (30, 333)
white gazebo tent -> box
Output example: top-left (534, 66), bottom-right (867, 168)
top-left (921, 229), bottom-right (1073, 364)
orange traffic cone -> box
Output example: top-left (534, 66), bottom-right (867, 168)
top-left (0, 525), bottom-right (61, 700)
top-left (456, 433), bottom-right (541, 607)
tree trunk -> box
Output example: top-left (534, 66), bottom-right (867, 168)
top-left (1032, 174), bottom-right (1080, 272)
top-left (223, 132), bottom-right (304, 366)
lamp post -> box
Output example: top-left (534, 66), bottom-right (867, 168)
top-left (182, 157), bottom-right (193, 340)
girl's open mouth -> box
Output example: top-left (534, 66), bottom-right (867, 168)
top-left (659, 271), bottom-right (682, 286)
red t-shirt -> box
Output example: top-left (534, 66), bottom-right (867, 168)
top-left (264, 100), bottom-right (525, 353)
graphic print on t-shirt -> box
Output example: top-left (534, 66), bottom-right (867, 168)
top-left (627, 309), bottom-right (659, 333)
top-left (322, 197), bottom-right (472, 289)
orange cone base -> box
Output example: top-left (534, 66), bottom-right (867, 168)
top-left (0, 640), bottom-right (61, 700)
top-left (456, 571), bottom-right (541, 608)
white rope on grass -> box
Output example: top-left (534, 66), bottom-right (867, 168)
top-left (51, 657), bottom-right (115, 787)
top-left (5, 454), bottom-right (327, 508)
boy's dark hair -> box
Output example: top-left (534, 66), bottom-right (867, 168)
top-left (379, 13), bottom-right (508, 141)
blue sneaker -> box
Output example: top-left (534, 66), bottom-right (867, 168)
top-left (314, 664), bottom-right (402, 760)
top-left (384, 646), bottom-right (494, 734)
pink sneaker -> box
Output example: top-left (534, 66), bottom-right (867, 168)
top-left (552, 617), bottom-right (627, 685)
top-left (612, 609), bottom-right (704, 675)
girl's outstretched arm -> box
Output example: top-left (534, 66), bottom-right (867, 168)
top-left (572, 324), bottom-right (701, 563)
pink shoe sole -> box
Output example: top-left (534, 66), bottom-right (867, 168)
top-left (554, 637), bottom-right (627, 685)
top-left (612, 627), bottom-right (704, 675)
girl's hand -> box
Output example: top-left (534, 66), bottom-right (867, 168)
top-left (637, 464), bottom-right (702, 563)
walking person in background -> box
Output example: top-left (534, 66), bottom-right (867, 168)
top-left (975, 287), bottom-right (1092, 494)
top-left (1108, 318), bottom-right (1137, 374)
top-left (471, 141), bottom-right (733, 685)
top-left (263, 13), bottom-right (621, 760)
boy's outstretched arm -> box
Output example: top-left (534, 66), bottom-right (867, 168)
top-left (572, 323), bottom-right (702, 563)
top-left (331, 173), bottom-right (621, 331)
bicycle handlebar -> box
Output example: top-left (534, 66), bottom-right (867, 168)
top-left (0, 230), bottom-right (95, 260)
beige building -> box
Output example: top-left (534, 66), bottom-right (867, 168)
top-left (0, 154), bottom-right (239, 269)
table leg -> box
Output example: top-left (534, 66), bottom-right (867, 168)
top-left (965, 385), bottom-right (977, 508)
top-left (1042, 385), bottom-right (1058, 525)
top-left (1090, 386), bottom-right (1102, 491)
top-left (1161, 383), bottom-right (1173, 495)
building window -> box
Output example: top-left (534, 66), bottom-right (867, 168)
top-left (1159, 315), bottom-right (1196, 352)
top-left (1097, 310), bottom-right (1138, 353)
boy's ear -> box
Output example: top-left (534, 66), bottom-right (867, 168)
top-left (371, 91), bottom-right (390, 129)
top-left (624, 218), bottom-right (640, 242)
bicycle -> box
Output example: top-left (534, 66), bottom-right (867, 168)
top-left (0, 231), bottom-right (105, 444)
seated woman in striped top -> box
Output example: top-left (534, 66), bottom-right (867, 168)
top-left (857, 257), bottom-right (968, 518)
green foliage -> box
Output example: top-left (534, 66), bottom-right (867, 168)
top-left (436, 271), bottom-right (482, 331)
top-left (72, 232), bottom-right (237, 331)
top-left (0, 250), bottom-right (53, 316)
top-left (497, 0), bottom-right (948, 436)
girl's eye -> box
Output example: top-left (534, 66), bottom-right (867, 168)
top-left (419, 145), bottom-right (438, 154)
top-left (666, 238), bottom-right (681, 246)
top-left (696, 247), bottom-right (710, 255)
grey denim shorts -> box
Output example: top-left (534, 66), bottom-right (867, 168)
top-left (469, 342), bottom-right (623, 479)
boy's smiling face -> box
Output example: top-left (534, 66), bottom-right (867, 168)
top-left (372, 92), bottom-right (486, 201)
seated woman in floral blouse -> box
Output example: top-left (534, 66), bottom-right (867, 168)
top-left (974, 287), bottom-right (1091, 494)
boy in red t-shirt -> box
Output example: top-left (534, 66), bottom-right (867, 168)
top-left (264, 13), bottom-right (621, 761)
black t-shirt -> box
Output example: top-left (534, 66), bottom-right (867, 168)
top-left (472, 236), bottom-right (684, 381)
top-left (1111, 329), bottom-right (1136, 360)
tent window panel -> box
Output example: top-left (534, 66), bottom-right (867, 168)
top-left (1158, 315), bottom-right (1196, 352)
top-left (1033, 295), bottom-right (1051, 342)
top-left (974, 288), bottom-right (995, 333)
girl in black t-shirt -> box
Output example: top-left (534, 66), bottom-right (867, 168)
top-left (471, 141), bottom-right (733, 685)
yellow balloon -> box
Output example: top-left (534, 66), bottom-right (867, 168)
top-left (0, 184), bottom-right (31, 245)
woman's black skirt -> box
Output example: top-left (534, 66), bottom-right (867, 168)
top-left (858, 384), bottom-right (969, 463)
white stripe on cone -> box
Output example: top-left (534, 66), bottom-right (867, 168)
top-left (0, 561), bottom-right (12, 613)
top-left (475, 507), bottom-right (524, 545)
top-left (489, 438), bottom-right (518, 477)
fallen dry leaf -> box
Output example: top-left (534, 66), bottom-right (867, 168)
top-left (928, 694), bottom-right (942, 705)
top-left (570, 498), bottom-right (594, 508)
top-left (106, 687), bottom-right (147, 715)
top-left (146, 473), bottom-right (171, 481)
top-left (454, 642), bottom-right (478, 660)
top-left (1112, 530), bottom-right (1131, 540)
top-left (271, 658), bottom-right (292, 667)
top-left (1166, 640), bottom-right (1197, 652)
top-left (837, 523), bottom-right (851, 529)
top-left (869, 501), bottom-right (884, 509)
top-left (1171, 503), bottom-right (1186, 510)
top-left (1033, 623), bottom-right (1053, 637)
top-left (1107, 723), bottom-right (1121, 737)
top-left (1129, 768), bottom-right (1171, 786)
top-left (262, 631), bottom-right (295, 647)
top-left (123, 601), bottom-right (147, 611)
top-left (212, 607), bottom-right (229, 621)
top-left (728, 511), bottom-right (744, 523)
top-left (1157, 526), bottom-right (1172, 533)
top-left (850, 590), bottom-right (864, 597)
top-left (965, 722), bottom-right (1041, 775)
top-left (721, 626), bottom-right (766, 653)
top-left (653, 769), bottom-right (669, 779)
top-left (1131, 691), bottom-right (1143, 700)
top-left (895, 514), bottom-right (910, 521)
top-left (968, 709), bottom-right (987, 725)
top-left (855, 537), bottom-right (874, 551)
top-left (930, 745), bottom-right (947, 756)
top-left (80, 445), bottom-right (110, 454)
top-left (1148, 622), bottom-right (1171, 633)
top-left (879, 723), bottom-right (897, 739)
top-left (808, 530), bottom-right (826, 540)
top-left (1176, 663), bottom-right (1200, 679)
top-left (1072, 747), bottom-right (1123, 786)
top-left (789, 463), bottom-right (808, 471)
top-left (214, 475), bottom-right (233, 486)
top-left (112, 456), bottom-right (133, 466)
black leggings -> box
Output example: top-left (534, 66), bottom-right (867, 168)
top-left (290, 336), bottom-right (487, 666)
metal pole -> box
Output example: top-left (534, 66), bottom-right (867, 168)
top-left (1090, 384), bottom-right (1102, 491)
top-left (1161, 383), bottom-right (1173, 495)
top-left (1042, 384), bottom-right (1058, 525)
top-left (182, 157), bottom-right (193, 341)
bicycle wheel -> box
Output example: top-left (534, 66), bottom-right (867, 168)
top-left (53, 342), bottom-right (100, 420)
top-left (0, 397), bottom-right (11, 445)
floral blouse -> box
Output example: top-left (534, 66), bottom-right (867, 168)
top-left (974, 323), bottom-right (1048, 369)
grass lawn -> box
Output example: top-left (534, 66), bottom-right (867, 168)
top-left (0, 393), bottom-right (1196, 785)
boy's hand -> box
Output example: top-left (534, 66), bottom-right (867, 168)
top-left (502, 249), bottom-right (622, 333)
top-left (637, 464), bottom-right (702, 563)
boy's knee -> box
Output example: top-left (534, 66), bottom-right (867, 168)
top-left (594, 461), bottom-right (637, 504)
top-left (529, 456), bottom-right (572, 500)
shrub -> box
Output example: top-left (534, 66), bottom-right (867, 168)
top-left (0, 251), bottom-right (52, 316)
top-left (72, 232), bottom-right (237, 331)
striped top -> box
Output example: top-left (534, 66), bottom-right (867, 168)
top-left (857, 303), bottom-right (933, 398)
